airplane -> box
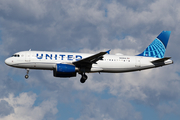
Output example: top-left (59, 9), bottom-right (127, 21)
top-left (5, 31), bottom-right (173, 83)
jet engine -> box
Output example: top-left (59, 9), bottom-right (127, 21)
top-left (53, 64), bottom-right (77, 77)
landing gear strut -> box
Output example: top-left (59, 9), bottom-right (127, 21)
top-left (80, 73), bottom-right (88, 83)
top-left (25, 68), bottom-right (29, 79)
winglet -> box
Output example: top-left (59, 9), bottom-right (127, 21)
top-left (106, 50), bottom-right (111, 54)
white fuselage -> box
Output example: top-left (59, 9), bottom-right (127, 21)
top-left (5, 51), bottom-right (173, 73)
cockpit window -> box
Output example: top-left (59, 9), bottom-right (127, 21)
top-left (12, 54), bottom-right (20, 57)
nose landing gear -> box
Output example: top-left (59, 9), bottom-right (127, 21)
top-left (80, 73), bottom-right (88, 83)
top-left (25, 68), bottom-right (29, 79)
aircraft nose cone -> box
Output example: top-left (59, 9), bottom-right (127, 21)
top-left (5, 58), bottom-right (12, 66)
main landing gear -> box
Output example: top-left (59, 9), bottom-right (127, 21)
top-left (25, 68), bottom-right (29, 79)
top-left (80, 73), bottom-right (88, 83)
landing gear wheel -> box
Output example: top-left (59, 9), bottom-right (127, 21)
top-left (25, 68), bottom-right (29, 79)
top-left (80, 78), bottom-right (86, 83)
top-left (25, 75), bottom-right (29, 79)
top-left (82, 74), bottom-right (87, 80)
top-left (80, 74), bottom-right (88, 83)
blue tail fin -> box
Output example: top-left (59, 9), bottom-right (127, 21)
top-left (137, 31), bottom-right (171, 58)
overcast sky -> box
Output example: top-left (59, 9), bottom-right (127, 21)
top-left (0, 0), bottom-right (180, 120)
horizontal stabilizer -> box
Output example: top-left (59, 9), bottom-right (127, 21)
top-left (151, 57), bottom-right (171, 63)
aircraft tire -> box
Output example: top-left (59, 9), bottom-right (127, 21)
top-left (82, 74), bottom-right (88, 80)
top-left (25, 75), bottom-right (29, 79)
top-left (80, 78), bottom-right (86, 83)
top-left (80, 74), bottom-right (88, 83)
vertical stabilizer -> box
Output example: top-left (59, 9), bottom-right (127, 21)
top-left (137, 31), bottom-right (171, 58)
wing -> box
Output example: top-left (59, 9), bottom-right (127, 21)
top-left (73, 50), bottom-right (110, 68)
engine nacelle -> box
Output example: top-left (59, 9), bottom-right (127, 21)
top-left (53, 64), bottom-right (77, 77)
